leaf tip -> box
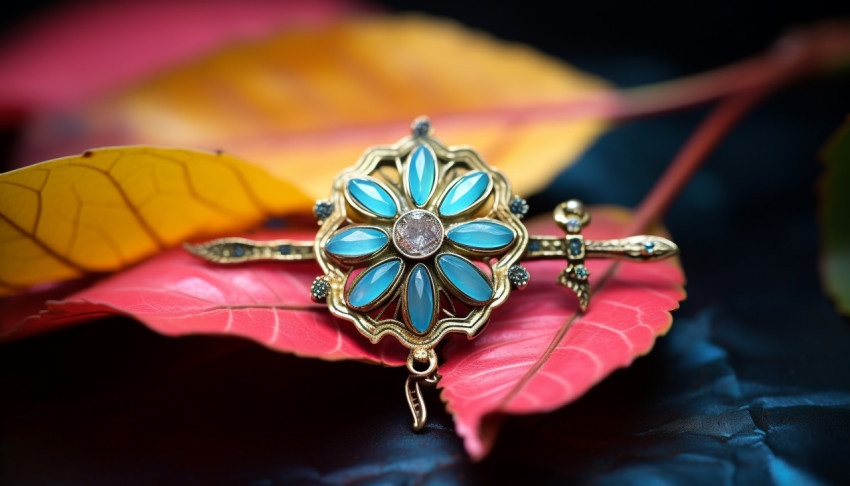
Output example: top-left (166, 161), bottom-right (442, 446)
top-left (182, 242), bottom-right (203, 257)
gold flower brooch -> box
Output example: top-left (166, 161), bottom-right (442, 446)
top-left (187, 117), bottom-right (678, 429)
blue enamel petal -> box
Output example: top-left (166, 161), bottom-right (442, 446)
top-left (438, 171), bottom-right (491, 217)
top-left (326, 227), bottom-right (388, 258)
top-left (446, 220), bottom-right (514, 251)
top-left (406, 265), bottom-right (435, 333)
top-left (349, 259), bottom-right (403, 309)
top-left (437, 254), bottom-right (493, 303)
top-left (347, 178), bottom-right (398, 218)
top-left (407, 145), bottom-right (437, 207)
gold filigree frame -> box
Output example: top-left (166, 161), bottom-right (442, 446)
top-left (314, 134), bottom-right (529, 352)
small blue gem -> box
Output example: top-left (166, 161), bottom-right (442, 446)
top-left (279, 245), bottom-right (291, 255)
top-left (412, 117), bottom-right (431, 137)
top-left (311, 277), bottom-right (330, 299)
top-left (233, 244), bottom-right (245, 257)
top-left (508, 265), bottom-right (530, 287)
top-left (509, 197), bottom-right (529, 219)
top-left (529, 241), bottom-right (540, 252)
top-left (575, 265), bottom-right (590, 279)
top-left (644, 241), bottom-right (656, 254)
top-left (569, 238), bottom-right (582, 256)
top-left (313, 200), bottom-right (334, 221)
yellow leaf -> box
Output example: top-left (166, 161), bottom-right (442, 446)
top-left (0, 147), bottom-right (312, 295)
top-left (79, 14), bottom-right (610, 199)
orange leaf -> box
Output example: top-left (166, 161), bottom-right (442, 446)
top-left (28, 14), bottom-right (611, 199)
top-left (0, 147), bottom-right (312, 295)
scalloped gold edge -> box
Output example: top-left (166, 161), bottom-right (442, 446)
top-left (314, 135), bottom-right (528, 351)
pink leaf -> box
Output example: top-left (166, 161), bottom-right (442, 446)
top-left (0, 0), bottom-right (365, 114)
top-left (1, 229), bottom-right (407, 365)
top-left (439, 207), bottom-right (686, 459)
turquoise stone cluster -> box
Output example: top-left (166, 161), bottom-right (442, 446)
top-left (324, 143), bottom-right (518, 334)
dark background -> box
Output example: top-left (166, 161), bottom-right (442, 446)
top-left (2, 1), bottom-right (850, 484)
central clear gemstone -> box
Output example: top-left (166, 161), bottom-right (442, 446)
top-left (393, 209), bottom-right (444, 259)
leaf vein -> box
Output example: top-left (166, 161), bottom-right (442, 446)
top-left (496, 261), bottom-right (624, 409)
top-left (0, 211), bottom-right (87, 273)
top-left (67, 161), bottom-right (166, 250)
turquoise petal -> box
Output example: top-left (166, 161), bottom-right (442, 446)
top-left (347, 178), bottom-right (398, 218)
top-left (348, 259), bottom-right (403, 309)
top-left (438, 171), bottom-right (491, 217)
top-left (447, 220), bottom-right (514, 251)
top-left (437, 254), bottom-right (493, 304)
top-left (406, 145), bottom-right (437, 207)
top-left (326, 227), bottom-right (388, 258)
top-left (406, 264), bottom-right (435, 333)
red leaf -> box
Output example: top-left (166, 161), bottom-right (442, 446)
top-left (1, 229), bottom-right (407, 365)
top-left (2, 207), bottom-right (684, 460)
top-left (0, 278), bottom-right (99, 339)
top-left (438, 207), bottom-right (686, 459)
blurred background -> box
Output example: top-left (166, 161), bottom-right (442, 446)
top-left (2, 0), bottom-right (850, 484)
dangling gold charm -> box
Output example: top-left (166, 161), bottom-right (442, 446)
top-left (405, 348), bottom-right (440, 431)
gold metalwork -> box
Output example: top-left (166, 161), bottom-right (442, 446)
top-left (187, 117), bottom-right (680, 431)
top-left (187, 233), bottom-right (678, 265)
top-left (520, 198), bottom-right (679, 311)
top-left (405, 348), bottom-right (440, 431)
top-left (524, 236), bottom-right (678, 261)
top-left (185, 238), bottom-right (315, 262)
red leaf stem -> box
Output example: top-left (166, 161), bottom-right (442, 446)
top-left (614, 21), bottom-right (850, 121)
top-left (407, 22), bottom-right (850, 134)
top-left (626, 21), bottom-right (850, 231)
top-left (628, 89), bottom-right (768, 234)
